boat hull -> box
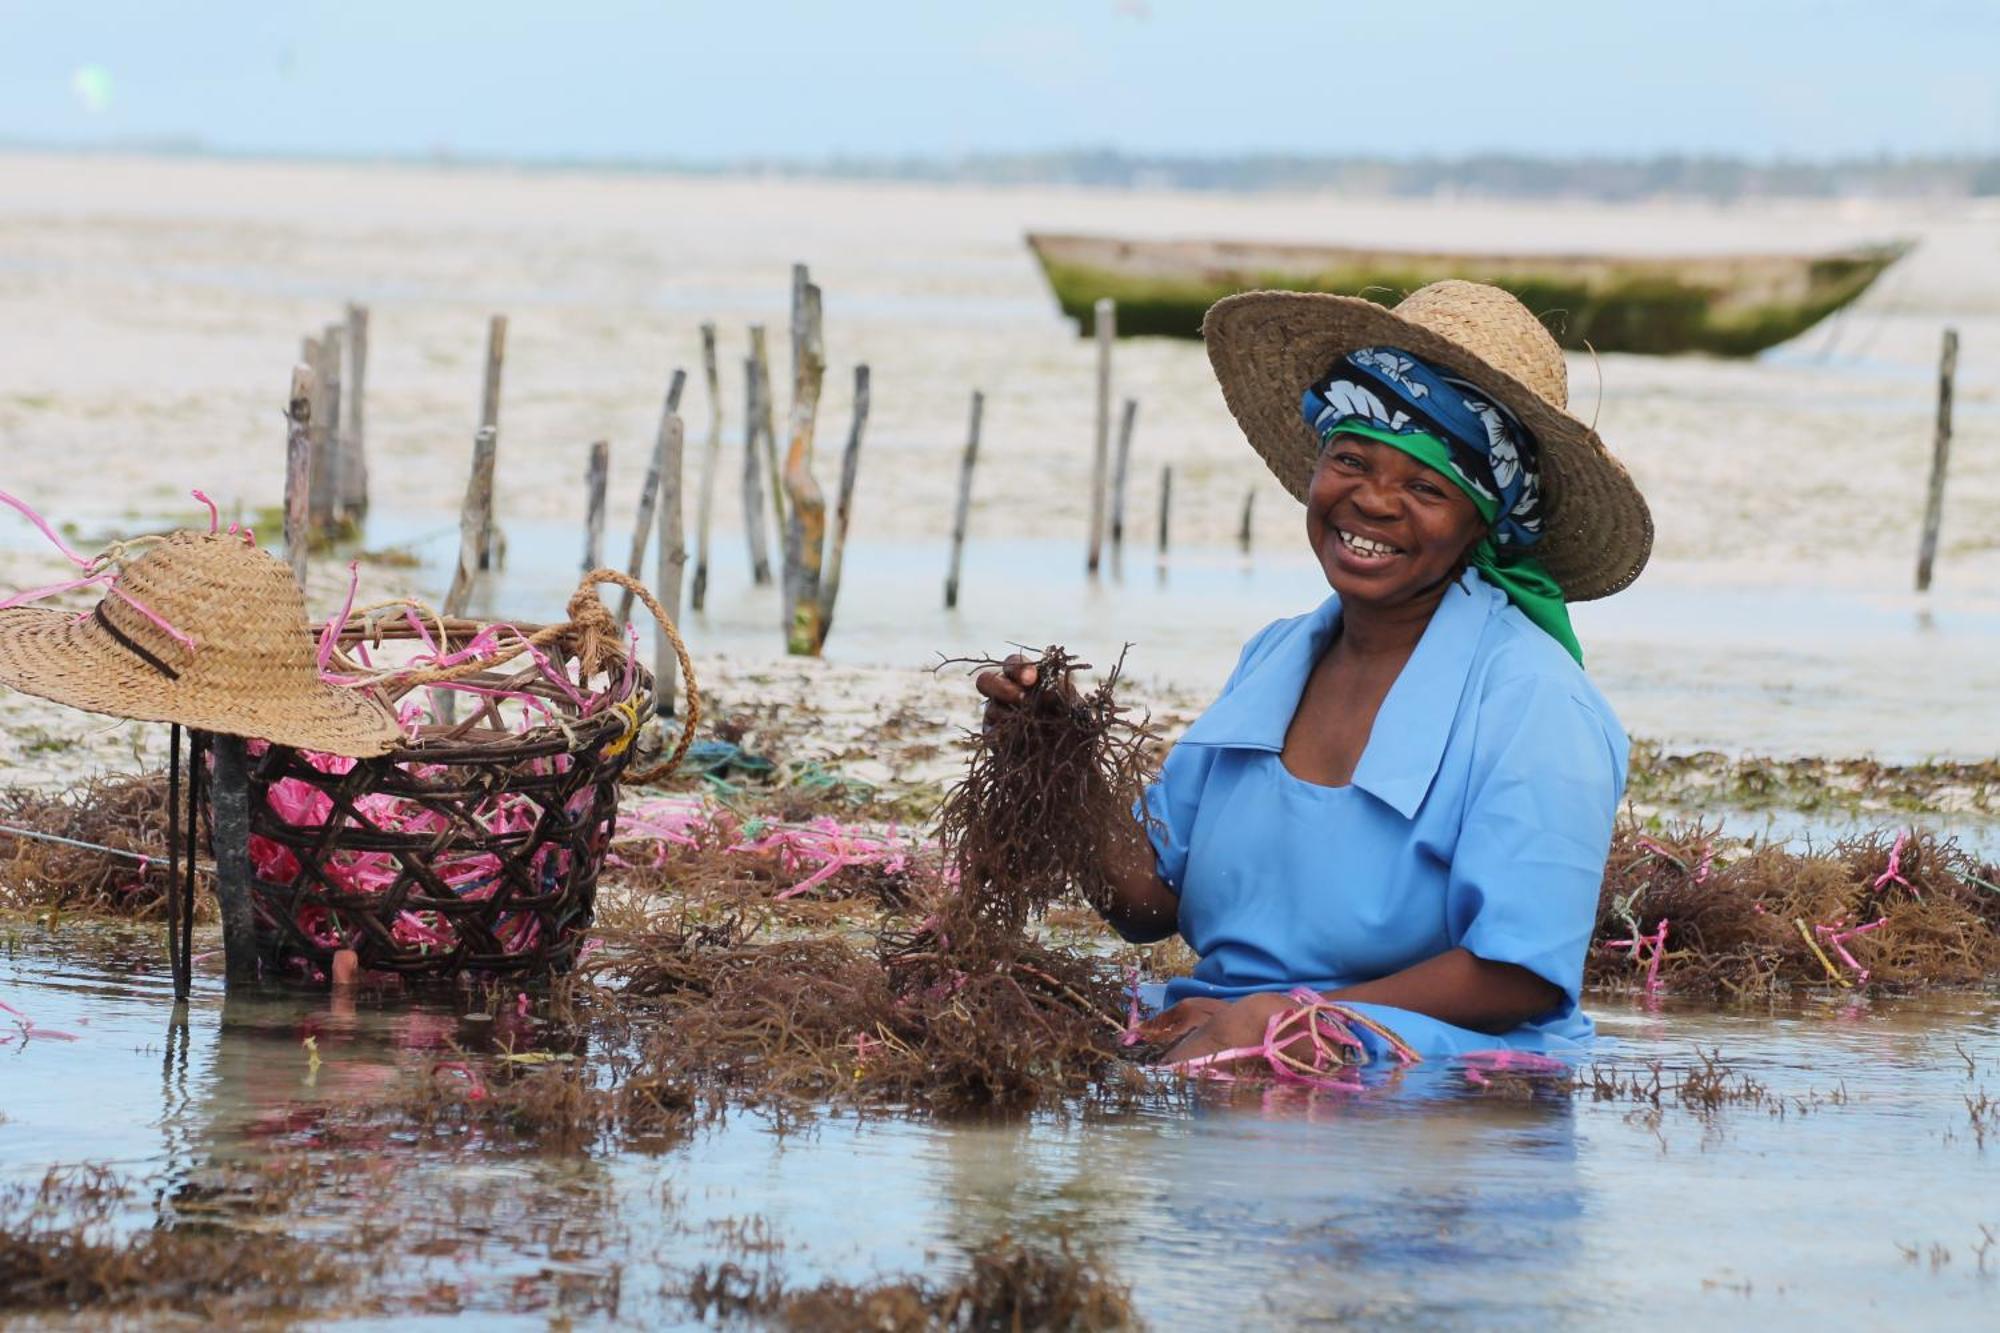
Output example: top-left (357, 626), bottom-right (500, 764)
top-left (1026, 233), bottom-right (1908, 356)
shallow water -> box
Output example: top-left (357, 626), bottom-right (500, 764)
top-left (3, 933), bottom-right (1996, 1329)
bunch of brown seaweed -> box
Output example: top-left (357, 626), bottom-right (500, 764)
top-left (0, 773), bottom-right (198, 918)
top-left (934, 645), bottom-right (1158, 936)
top-left (0, 1165), bottom-right (343, 1319)
top-left (585, 910), bottom-right (1147, 1117)
top-left (1589, 821), bottom-right (2000, 999)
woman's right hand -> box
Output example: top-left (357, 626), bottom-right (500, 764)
top-left (973, 653), bottom-right (1040, 725)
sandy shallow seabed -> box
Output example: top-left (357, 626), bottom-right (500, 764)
top-left (2, 152), bottom-right (1998, 766)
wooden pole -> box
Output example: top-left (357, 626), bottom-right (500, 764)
top-left (302, 334), bottom-right (334, 537)
top-left (750, 324), bottom-right (785, 541)
top-left (655, 413), bottom-right (687, 716)
top-left (1156, 464), bottom-right (1172, 567)
top-left (780, 266), bottom-right (828, 655)
top-left (1238, 488), bottom-right (1255, 555)
top-left (1916, 327), bottom-right (1960, 593)
top-left (318, 326), bottom-right (344, 538)
top-left (1109, 396), bottom-right (1137, 555)
top-left (741, 351), bottom-right (773, 585)
top-left (444, 425), bottom-right (497, 618)
top-left (476, 315), bottom-right (507, 569)
top-left (616, 369), bottom-right (687, 625)
top-left (1086, 296), bottom-right (1115, 573)
top-left (583, 440), bottom-right (609, 573)
top-left (691, 322), bottom-right (723, 612)
top-left (945, 389), bottom-right (983, 609)
top-left (818, 363), bottom-right (869, 640)
top-left (207, 734), bottom-right (262, 986)
top-left (283, 364), bottom-right (315, 585)
top-left (340, 303), bottom-right (370, 520)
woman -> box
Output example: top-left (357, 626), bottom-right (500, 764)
top-left (979, 280), bottom-right (1650, 1064)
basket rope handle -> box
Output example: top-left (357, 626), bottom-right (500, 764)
top-left (335, 570), bottom-right (699, 784)
top-left (575, 568), bottom-right (700, 785)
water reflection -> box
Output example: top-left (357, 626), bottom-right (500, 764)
top-left (3, 938), bottom-right (1997, 1329)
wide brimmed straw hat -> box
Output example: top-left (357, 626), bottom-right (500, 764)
top-left (1204, 279), bottom-right (1652, 600)
top-left (0, 531), bottom-right (400, 756)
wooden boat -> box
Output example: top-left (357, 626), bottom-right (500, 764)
top-left (1026, 231), bottom-right (1909, 356)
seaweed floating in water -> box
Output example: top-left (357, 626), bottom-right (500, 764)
top-left (0, 1165), bottom-right (343, 1319)
top-left (935, 645), bottom-right (1159, 937)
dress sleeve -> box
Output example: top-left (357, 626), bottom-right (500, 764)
top-left (1137, 620), bottom-right (1284, 892)
top-left (1448, 672), bottom-right (1626, 1007)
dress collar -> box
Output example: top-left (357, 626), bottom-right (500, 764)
top-left (1176, 572), bottom-right (1499, 818)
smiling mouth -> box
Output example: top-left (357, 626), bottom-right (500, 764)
top-left (1334, 527), bottom-right (1403, 560)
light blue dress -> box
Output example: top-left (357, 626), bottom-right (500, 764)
top-left (1141, 572), bottom-right (1627, 1058)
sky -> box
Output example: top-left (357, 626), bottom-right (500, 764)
top-left (1, 1), bottom-right (1996, 162)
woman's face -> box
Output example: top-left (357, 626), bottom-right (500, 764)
top-left (1306, 434), bottom-right (1487, 608)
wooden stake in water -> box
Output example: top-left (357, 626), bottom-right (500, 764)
top-left (1156, 464), bottom-right (1172, 568)
top-left (583, 440), bottom-right (609, 573)
top-left (1916, 327), bottom-right (1960, 593)
top-left (476, 315), bottom-right (508, 570)
top-left (750, 323), bottom-right (785, 543)
top-left (317, 324), bottom-right (344, 532)
top-left (340, 302), bottom-right (370, 520)
top-left (820, 363), bottom-right (869, 637)
top-left (741, 350), bottom-right (773, 585)
top-left (1238, 487), bottom-right (1255, 555)
top-left (617, 369), bottom-right (687, 625)
top-left (283, 364), bottom-right (316, 585)
top-left (444, 425), bottom-right (498, 618)
top-left (692, 322), bottom-right (723, 612)
top-left (780, 265), bottom-right (828, 655)
top-left (655, 412), bottom-right (687, 716)
top-left (1087, 297), bottom-right (1115, 573)
top-left (1109, 396), bottom-right (1138, 555)
top-left (945, 389), bottom-right (984, 609)
top-left (301, 334), bottom-right (332, 536)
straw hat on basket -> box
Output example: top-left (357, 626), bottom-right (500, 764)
top-left (0, 531), bottom-right (400, 756)
top-left (1204, 279), bottom-right (1653, 600)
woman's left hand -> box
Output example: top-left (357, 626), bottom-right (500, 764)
top-left (1155, 991), bottom-right (1296, 1064)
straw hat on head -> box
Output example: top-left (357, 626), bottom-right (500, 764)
top-left (1204, 279), bottom-right (1653, 600)
top-left (0, 531), bottom-right (400, 757)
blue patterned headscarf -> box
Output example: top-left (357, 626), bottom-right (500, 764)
top-left (1302, 347), bottom-right (1581, 664)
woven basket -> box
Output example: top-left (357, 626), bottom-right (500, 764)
top-left (237, 605), bottom-right (671, 980)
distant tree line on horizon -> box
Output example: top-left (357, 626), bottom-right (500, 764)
top-left (13, 139), bottom-right (2000, 200)
top-left (748, 150), bottom-right (2000, 201)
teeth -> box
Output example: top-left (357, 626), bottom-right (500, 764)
top-left (1338, 528), bottom-right (1399, 557)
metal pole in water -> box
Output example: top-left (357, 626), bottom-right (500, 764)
top-left (1916, 327), bottom-right (1958, 592)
